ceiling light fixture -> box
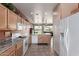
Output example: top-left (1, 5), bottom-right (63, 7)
top-left (53, 12), bottom-right (58, 15)
top-left (31, 12), bottom-right (33, 15)
top-left (45, 12), bottom-right (47, 15)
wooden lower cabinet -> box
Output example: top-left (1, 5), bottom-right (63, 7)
top-left (0, 45), bottom-right (15, 56)
top-left (0, 40), bottom-right (23, 56)
top-left (16, 46), bottom-right (23, 56)
top-left (38, 35), bottom-right (51, 45)
top-left (15, 40), bottom-right (23, 56)
top-left (9, 51), bottom-right (15, 56)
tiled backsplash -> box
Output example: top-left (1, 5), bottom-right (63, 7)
top-left (0, 32), bottom-right (11, 40)
top-left (0, 32), bottom-right (5, 40)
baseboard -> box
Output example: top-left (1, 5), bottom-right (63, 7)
top-left (31, 43), bottom-right (49, 45)
top-left (53, 49), bottom-right (59, 56)
top-left (37, 43), bottom-right (49, 45)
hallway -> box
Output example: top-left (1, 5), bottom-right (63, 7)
top-left (25, 45), bottom-right (54, 56)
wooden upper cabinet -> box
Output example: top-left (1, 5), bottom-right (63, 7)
top-left (17, 15), bottom-right (22, 24)
top-left (22, 18), bottom-right (25, 25)
top-left (22, 18), bottom-right (27, 25)
top-left (8, 9), bottom-right (17, 30)
top-left (60, 3), bottom-right (78, 19)
top-left (53, 3), bottom-right (79, 20)
top-left (53, 5), bottom-right (62, 20)
top-left (0, 4), bottom-right (8, 30)
top-left (23, 20), bottom-right (26, 25)
top-left (16, 40), bottom-right (23, 56)
top-left (0, 4), bottom-right (29, 31)
top-left (38, 35), bottom-right (51, 45)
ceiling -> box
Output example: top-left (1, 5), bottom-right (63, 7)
top-left (13, 3), bottom-right (57, 23)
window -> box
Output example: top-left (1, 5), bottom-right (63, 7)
top-left (33, 14), bottom-right (53, 35)
top-left (34, 13), bottom-right (42, 24)
top-left (43, 16), bottom-right (53, 24)
top-left (43, 25), bottom-right (53, 32)
top-left (33, 26), bottom-right (42, 35)
top-left (32, 25), bottom-right (53, 35)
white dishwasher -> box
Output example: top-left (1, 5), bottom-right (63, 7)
top-left (32, 35), bottom-right (38, 44)
top-left (23, 37), bottom-right (29, 55)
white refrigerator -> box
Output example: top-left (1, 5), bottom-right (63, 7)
top-left (60, 12), bottom-right (79, 56)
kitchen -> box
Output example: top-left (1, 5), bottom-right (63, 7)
top-left (0, 3), bottom-right (79, 56)
top-left (0, 4), bottom-right (32, 56)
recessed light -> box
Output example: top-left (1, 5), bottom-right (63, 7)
top-left (45, 12), bottom-right (47, 15)
top-left (31, 12), bottom-right (33, 15)
top-left (53, 12), bottom-right (58, 15)
top-left (36, 13), bottom-right (39, 15)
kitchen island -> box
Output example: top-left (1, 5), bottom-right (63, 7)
top-left (38, 34), bottom-right (52, 45)
top-left (32, 33), bottom-right (52, 45)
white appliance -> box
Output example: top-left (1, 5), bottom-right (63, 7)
top-left (22, 30), bottom-right (30, 55)
top-left (12, 32), bottom-right (21, 44)
top-left (12, 32), bottom-right (29, 55)
top-left (60, 12), bottom-right (79, 56)
top-left (23, 37), bottom-right (29, 55)
top-left (32, 35), bottom-right (38, 44)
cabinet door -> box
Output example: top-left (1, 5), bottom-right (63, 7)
top-left (9, 51), bottom-right (15, 56)
top-left (38, 35), bottom-right (51, 44)
top-left (61, 3), bottom-right (78, 19)
top-left (0, 45), bottom-right (15, 56)
top-left (16, 46), bottom-right (23, 56)
top-left (17, 16), bottom-right (23, 30)
top-left (8, 9), bottom-right (17, 30)
top-left (21, 18), bottom-right (24, 25)
top-left (17, 15), bottom-right (22, 24)
top-left (16, 40), bottom-right (23, 56)
top-left (0, 4), bottom-right (8, 30)
top-left (22, 18), bottom-right (27, 30)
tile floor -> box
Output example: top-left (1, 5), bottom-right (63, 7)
top-left (25, 44), bottom-right (55, 56)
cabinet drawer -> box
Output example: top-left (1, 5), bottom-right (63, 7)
top-left (16, 40), bottom-right (23, 49)
top-left (16, 46), bottom-right (23, 56)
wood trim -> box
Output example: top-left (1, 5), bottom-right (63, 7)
top-left (71, 3), bottom-right (79, 14)
top-left (71, 8), bottom-right (79, 14)
top-left (53, 3), bottom-right (60, 11)
top-left (0, 4), bottom-right (8, 9)
top-left (37, 43), bottom-right (48, 45)
top-left (78, 3), bottom-right (79, 8)
top-left (53, 49), bottom-right (59, 56)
